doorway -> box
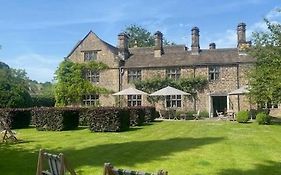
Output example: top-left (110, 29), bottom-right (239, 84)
top-left (212, 96), bottom-right (227, 116)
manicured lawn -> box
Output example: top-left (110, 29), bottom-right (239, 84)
top-left (1, 120), bottom-right (281, 175)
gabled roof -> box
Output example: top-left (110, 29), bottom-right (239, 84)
top-left (66, 31), bottom-right (118, 58)
top-left (125, 46), bottom-right (256, 68)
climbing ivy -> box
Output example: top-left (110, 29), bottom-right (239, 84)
top-left (54, 60), bottom-right (110, 107)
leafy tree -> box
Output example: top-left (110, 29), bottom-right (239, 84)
top-left (54, 60), bottom-right (110, 106)
top-left (0, 62), bottom-right (32, 108)
top-left (124, 24), bottom-right (175, 48)
top-left (248, 11), bottom-right (281, 105)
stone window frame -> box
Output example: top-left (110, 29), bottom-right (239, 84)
top-left (166, 67), bottom-right (181, 80)
top-left (166, 95), bottom-right (182, 108)
top-left (83, 51), bottom-right (98, 61)
top-left (208, 66), bottom-right (220, 81)
top-left (82, 94), bottom-right (99, 106)
top-left (85, 69), bottom-right (100, 83)
top-left (260, 101), bottom-right (279, 109)
top-left (127, 95), bottom-right (142, 107)
top-left (127, 69), bottom-right (141, 83)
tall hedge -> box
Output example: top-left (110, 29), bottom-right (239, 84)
top-left (0, 108), bottom-right (31, 129)
top-left (81, 107), bottom-right (130, 132)
top-left (31, 107), bottom-right (79, 131)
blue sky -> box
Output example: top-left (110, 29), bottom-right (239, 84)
top-left (0, 0), bottom-right (280, 82)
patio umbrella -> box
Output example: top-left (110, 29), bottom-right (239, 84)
top-left (150, 86), bottom-right (190, 96)
top-left (112, 87), bottom-right (148, 96)
top-left (228, 85), bottom-right (249, 95)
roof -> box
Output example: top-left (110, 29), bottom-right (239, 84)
top-left (124, 45), bottom-right (256, 68)
top-left (66, 31), bottom-right (118, 58)
top-left (228, 85), bottom-right (250, 95)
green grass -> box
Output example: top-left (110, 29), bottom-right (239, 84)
top-left (1, 120), bottom-right (281, 175)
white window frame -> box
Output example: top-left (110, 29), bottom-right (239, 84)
top-left (82, 94), bottom-right (99, 106)
top-left (128, 69), bottom-right (141, 83)
top-left (166, 68), bottom-right (181, 80)
top-left (127, 95), bottom-right (142, 107)
top-left (166, 95), bottom-right (182, 108)
top-left (209, 66), bottom-right (220, 81)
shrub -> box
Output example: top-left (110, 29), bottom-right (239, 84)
top-left (0, 108), bottom-right (31, 129)
top-left (200, 111), bottom-right (209, 118)
top-left (143, 106), bottom-right (157, 122)
top-left (186, 111), bottom-right (196, 120)
top-left (249, 108), bottom-right (270, 119)
top-left (82, 107), bottom-right (130, 132)
top-left (236, 110), bottom-right (249, 123)
top-left (31, 95), bottom-right (55, 107)
top-left (128, 107), bottom-right (145, 126)
top-left (31, 107), bottom-right (79, 131)
top-left (256, 112), bottom-right (271, 125)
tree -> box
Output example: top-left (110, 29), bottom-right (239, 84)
top-left (0, 62), bottom-right (32, 108)
top-left (54, 60), bottom-right (110, 107)
top-left (248, 10), bottom-right (281, 105)
top-left (124, 24), bottom-right (175, 48)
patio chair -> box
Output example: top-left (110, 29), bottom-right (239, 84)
top-left (104, 163), bottom-right (168, 175)
top-left (193, 110), bottom-right (200, 120)
top-left (216, 110), bottom-right (226, 120)
top-left (36, 149), bottom-right (76, 175)
top-left (0, 118), bottom-right (17, 143)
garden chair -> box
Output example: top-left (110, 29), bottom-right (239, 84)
top-left (0, 118), bottom-right (17, 143)
top-left (104, 163), bottom-right (168, 175)
top-left (193, 110), bottom-right (200, 120)
top-left (216, 110), bottom-right (226, 120)
top-left (36, 149), bottom-right (76, 175)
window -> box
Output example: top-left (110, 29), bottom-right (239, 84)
top-left (82, 94), bottom-right (99, 106)
top-left (166, 95), bottom-right (181, 108)
top-left (85, 70), bottom-right (99, 83)
top-left (128, 69), bottom-right (141, 83)
top-left (127, 95), bottom-right (142, 107)
top-left (209, 66), bottom-right (220, 81)
top-left (84, 51), bottom-right (97, 61)
top-left (166, 68), bottom-right (181, 80)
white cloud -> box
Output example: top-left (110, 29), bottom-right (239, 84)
top-left (5, 53), bottom-right (62, 82)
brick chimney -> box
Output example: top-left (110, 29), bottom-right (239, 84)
top-left (191, 27), bottom-right (200, 55)
top-left (209, 43), bottom-right (216, 50)
top-left (237, 22), bottom-right (246, 48)
top-left (154, 31), bottom-right (163, 57)
top-left (118, 32), bottom-right (129, 60)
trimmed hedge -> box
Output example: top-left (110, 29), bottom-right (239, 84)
top-left (31, 107), bottom-right (79, 131)
top-left (31, 95), bottom-right (55, 107)
top-left (80, 107), bottom-right (130, 132)
top-left (0, 108), bottom-right (31, 129)
top-left (127, 106), bottom-right (157, 126)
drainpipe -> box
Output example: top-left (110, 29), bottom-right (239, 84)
top-left (118, 66), bottom-right (124, 107)
top-left (236, 64), bottom-right (240, 111)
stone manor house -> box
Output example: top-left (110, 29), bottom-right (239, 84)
top-left (66, 23), bottom-right (258, 117)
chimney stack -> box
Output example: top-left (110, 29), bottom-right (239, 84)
top-left (154, 31), bottom-right (163, 57)
top-left (209, 43), bottom-right (216, 50)
top-left (237, 22), bottom-right (246, 48)
top-left (191, 27), bottom-right (200, 55)
top-left (118, 32), bottom-right (129, 60)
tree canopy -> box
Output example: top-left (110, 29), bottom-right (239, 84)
top-left (248, 10), bottom-right (281, 105)
top-left (124, 24), bottom-right (175, 48)
top-left (0, 62), bottom-right (32, 108)
top-left (54, 60), bottom-right (110, 107)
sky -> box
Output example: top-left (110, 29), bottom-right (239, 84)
top-left (0, 0), bottom-right (280, 82)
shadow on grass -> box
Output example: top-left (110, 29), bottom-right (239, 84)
top-left (62, 137), bottom-right (224, 169)
top-left (218, 160), bottom-right (281, 175)
top-left (271, 117), bottom-right (281, 125)
top-left (0, 136), bottom-right (224, 174)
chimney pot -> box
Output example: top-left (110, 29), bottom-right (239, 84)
top-left (209, 43), bottom-right (216, 49)
top-left (191, 26), bottom-right (200, 55)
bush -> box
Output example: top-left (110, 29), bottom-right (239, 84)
top-left (236, 110), bottom-right (249, 123)
top-left (200, 111), bottom-right (209, 118)
top-left (31, 107), bottom-right (79, 131)
top-left (0, 108), bottom-right (31, 129)
top-left (31, 95), bottom-right (55, 107)
top-left (256, 112), bottom-right (271, 125)
top-left (81, 107), bottom-right (130, 132)
top-left (186, 111), bottom-right (196, 120)
top-left (249, 108), bottom-right (270, 119)
top-left (143, 106), bottom-right (157, 122)
top-left (128, 107), bottom-right (145, 126)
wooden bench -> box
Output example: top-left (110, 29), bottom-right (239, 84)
top-left (104, 163), bottom-right (168, 175)
top-left (0, 118), bottom-right (17, 143)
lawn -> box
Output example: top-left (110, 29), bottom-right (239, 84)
top-left (1, 120), bottom-right (281, 175)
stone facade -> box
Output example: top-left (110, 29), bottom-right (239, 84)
top-left (66, 23), bottom-right (259, 117)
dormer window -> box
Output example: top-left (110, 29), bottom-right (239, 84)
top-left (84, 51), bottom-right (97, 61)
